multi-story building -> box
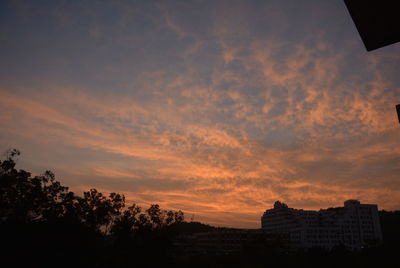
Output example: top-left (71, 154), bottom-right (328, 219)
top-left (261, 200), bottom-right (382, 250)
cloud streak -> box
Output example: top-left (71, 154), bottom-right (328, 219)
top-left (1, 0), bottom-right (399, 227)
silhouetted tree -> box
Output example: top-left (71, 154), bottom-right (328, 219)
top-left (77, 188), bottom-right (125, 233)
top-left (0, 149), bottom-right (73, 224)
top-left (110, 204), bottom-right (141, 236)
top-left (0, 149), bottom-right (186, 268)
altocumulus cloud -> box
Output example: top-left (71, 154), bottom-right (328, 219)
top-left (0, 0), bottom-right (399, 228)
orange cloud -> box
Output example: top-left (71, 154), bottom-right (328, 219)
top-left (1, 2), bottom-right (399, 228)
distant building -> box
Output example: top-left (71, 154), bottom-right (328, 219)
top-left (261, 200), bottom-right (383, 250)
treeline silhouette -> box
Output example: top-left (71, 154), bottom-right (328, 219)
top-left (1, 149), bottom-right (399, 268)
top-left (0, 149), bottom-right (190, 267)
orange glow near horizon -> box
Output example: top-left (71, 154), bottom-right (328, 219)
top-left (0, 1), bottom-right (399, 228)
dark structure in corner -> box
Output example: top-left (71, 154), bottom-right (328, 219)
top-left (261, 200), bottom-right (383, 250)
top-left (344, 0), bottom-right (400, 51)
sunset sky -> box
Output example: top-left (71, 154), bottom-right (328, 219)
top-left (1, 0), bottom-right (399, 228)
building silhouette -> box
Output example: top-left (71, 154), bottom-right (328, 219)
top-left (261, 200), bottom-right (383, 250)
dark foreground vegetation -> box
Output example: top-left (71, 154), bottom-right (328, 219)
top-left (1, 149), bottom-right (399, 268)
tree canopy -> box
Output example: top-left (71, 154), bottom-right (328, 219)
top-left (0, 149), bottom-right (185, 267)
top-left (0, 149), bottom-right (184, 233)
